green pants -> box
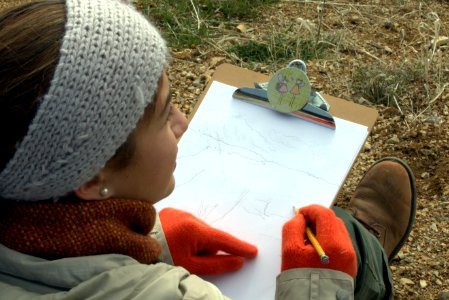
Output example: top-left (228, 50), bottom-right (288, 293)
top-left (332, 206), bottom-right (393, 300)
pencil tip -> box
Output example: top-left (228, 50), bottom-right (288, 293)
top-left (320, 256), bottom-right (330, 264)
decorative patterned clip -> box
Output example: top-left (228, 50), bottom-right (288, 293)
top-left (233, 59), bottom-right (336, 129)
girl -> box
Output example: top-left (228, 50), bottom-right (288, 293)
top-left (0, 1), bottom-right (416, 299)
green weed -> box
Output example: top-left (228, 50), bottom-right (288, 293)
top-left (201, 0), bottom-right (279, 19)
top-left (351, 62), bottom-right (427, 108)
top-left (139, 0), bottom-right (279, 49)
top-left (228, 31), bottom-right (341, 65)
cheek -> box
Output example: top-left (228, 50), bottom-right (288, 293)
top-left (151, 139), bottom-right (178, 173)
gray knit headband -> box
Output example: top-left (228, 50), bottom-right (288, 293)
top-left (0, 0), bottom-right (168, 200)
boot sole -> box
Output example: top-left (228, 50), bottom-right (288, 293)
top-left (371, 157), bottom-right (417, 262)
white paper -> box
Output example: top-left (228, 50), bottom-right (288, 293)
top-left (155, 81), bottom-right (368, 300)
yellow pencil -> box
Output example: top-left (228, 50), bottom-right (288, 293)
top-left (294, 207), bottom-right (330, 264)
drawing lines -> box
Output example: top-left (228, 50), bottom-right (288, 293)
top-left (182, 128), bottom-right (339, 187)
top-left (208, 190), bottom-right (249, 225)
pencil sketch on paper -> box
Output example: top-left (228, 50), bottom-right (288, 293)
top-left (156, 81), bottom-right (369, 300)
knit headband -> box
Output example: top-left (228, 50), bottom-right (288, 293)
top-left (0, 0), bottom-right (168, 200)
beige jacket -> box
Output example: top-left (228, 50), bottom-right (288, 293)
top-left (0, 216), bottom-right (354, 300)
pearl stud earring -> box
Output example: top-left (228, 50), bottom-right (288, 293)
top-left (99, 187), bottom-right (109, 197)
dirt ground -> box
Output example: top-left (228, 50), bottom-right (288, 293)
top-left (164, 1), bottom-right (449, 299)
top-left (1, 0), bottom-right (448, 299)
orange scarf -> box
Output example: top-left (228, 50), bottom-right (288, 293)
top-left (0, 197), bottom-right (161, 264)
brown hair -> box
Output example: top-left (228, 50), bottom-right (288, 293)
top-left (0, 0), bottom-right (65, 170)
top-left (0, 0), bottom-right (137, 173)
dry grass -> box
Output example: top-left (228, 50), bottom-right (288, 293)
top-left (0, 0), bottom-right (447, 298)
top-left (154, 1), bottom-right (449, 298)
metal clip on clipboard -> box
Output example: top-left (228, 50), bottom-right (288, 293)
top-left (232, 59), bottom-right (336, 129)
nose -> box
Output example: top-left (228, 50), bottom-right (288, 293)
top-left (173, 106), bottom-right (189, 140)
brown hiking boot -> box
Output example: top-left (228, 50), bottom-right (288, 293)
top-left (348, 157), bottom-right (416, 262)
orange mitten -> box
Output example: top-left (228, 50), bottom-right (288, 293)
top-left (281, 204), bottom-right (357, 278)
top-left (159, 208), bottom-right (257, 275)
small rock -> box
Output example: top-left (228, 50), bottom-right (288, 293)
top-left (186, 72), bottom-right (195, 80)
top-left (430, 223), bottom-right (438, 231)
top-left (357, 97), bottom-right (373, 105)
top-left (198, 65), bottom-right (207, 73)
top-left (348, 15), bottom-right (361, 25)
top-left (236, 23), bottom-right (247, 33)
top-left (192, 79), bottom-right (202, 87)
top-left (383, 19), bottom-right (395, 30)
top-left (421, 172), bottom-right (430, 179)
top-left (436, 279), bottom-right (443, 285)
top-left (400, 277), bottom-right (414, 285)
top-left (384, 46), bottom-right (393, 54)
top-left (296, 17), bottom-right (316, 32)
top-left (364, 142), bottom-right (372, 151)
top-left (172, 49), bottom-right (193, 60)
top-left (419, 280), bottom-right (427, 288)
top-left (209, 56), bottom-right (225, 68)
top-left (397, 251), bottom-right (405, 259)
top-left (438, 290), bottom-right (449, 300)
top-left (387, 135), bottom-right (400, 144)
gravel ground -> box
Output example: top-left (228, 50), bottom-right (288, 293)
top-left (2, 0), bottom-right (448, 299)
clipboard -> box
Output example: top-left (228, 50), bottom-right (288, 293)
top-left (188, 63), bottom-right (378, 205)
top-left (157, 64), bottom-right (378, 300)
top-left (191, 63), bottom-right (378, 132)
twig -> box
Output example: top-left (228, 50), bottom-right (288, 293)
top-left (205, 39), bottom-right (237, 61)
top-left (430, 17), bottom-right (441, 57)
top-left (392, 92), bottom-right (410, 130)
top-left (415, 83), bottom-right (448, 119)
top-left (189, 0), bottom-right (201, 30)
top-left (428, 83), bottom-right (448, 105)
top-left (280, 0), bottom-right (378, 7)
top-left (358, 48), bottom-right (385, 64)
top-left (392, 88), bottom-right (403, 115)
top-left (315, 0), bottom-right (326, 50)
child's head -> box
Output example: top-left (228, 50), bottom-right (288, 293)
top-left (0, 0), bottom-right (187, 202)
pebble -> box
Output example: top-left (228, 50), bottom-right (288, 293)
top-left (383, 19), bottom-right (395, 30)
top-left (186, 72), bottom-right (196, 80)
top-left (420, 280), bottom-right (427, 288)
top-left (430, 223), bottom-right (438, 231)
top-left (348, 15), bottom-right (361, 24)
top-left (364, 141), bottom-right (372, 151)
top-left (357, 97), bottom-right (373, 105)
top-left (438, 291), bottom-right (449, 300)
top-left (192, 79), bottom-right (202, 87)
top-left (421, 172), bottom-right (430, 179)
top-left (209, 57), bottom-right (225, 68)
top-left (387, 135), bottom-right (400, 144)
top-left (400, 278), bottom-right (414, 285)
top-left (198, 65), bottom-right (207, 73)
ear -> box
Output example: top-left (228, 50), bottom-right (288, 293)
top-left (74, 174), bottom-right (108, 201)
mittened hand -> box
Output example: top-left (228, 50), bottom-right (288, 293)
top-left (281, 204), bottom-right (357, 278)
top-left (159, 208), bottom-right (258, 275)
